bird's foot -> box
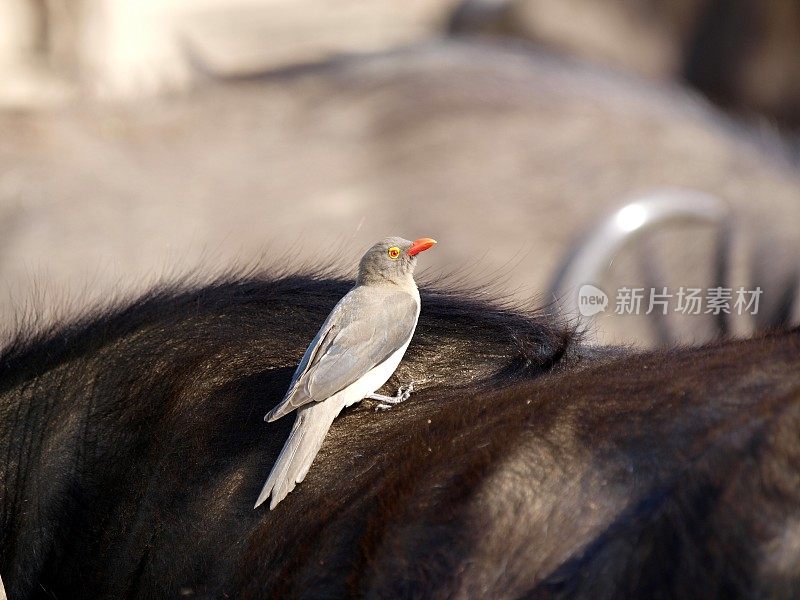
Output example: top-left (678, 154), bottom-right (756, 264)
top-left (369, 381), bottom-right (414, 411)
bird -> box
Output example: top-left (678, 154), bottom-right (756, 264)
top-left (254, 236), bottom-right (437, 510)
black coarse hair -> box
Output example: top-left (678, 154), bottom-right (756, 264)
top-left (1, 268), bottom-right (799, 599)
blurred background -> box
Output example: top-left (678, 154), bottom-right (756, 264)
top-left (0, 0), bottom-right (799, 346)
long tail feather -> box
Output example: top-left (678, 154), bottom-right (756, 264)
top-left (254, 401), bottom-right (341, 510)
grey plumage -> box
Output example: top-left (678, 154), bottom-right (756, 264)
top-left (264, 287), bottom-right (419, 422)
top-left (257, 400), bottom-right (341, 509)
top-left (255, 236), bottom-right (436, 509)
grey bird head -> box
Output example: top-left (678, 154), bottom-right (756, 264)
top-left (357, 236), bottom-right (437, 286)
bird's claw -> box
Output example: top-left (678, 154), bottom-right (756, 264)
top-left (397, 381), bottom-right (414, 401)
top-left (373, 381), bottom-right (414, 411)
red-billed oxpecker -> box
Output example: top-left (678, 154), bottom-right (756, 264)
top-left (255, 236), bottom-right (437, 509)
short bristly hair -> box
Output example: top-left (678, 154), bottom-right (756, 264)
top-left (1, 269), bottom-right (799, 598)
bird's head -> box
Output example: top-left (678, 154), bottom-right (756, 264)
top-left (357, 236), bottom-right (437, 286)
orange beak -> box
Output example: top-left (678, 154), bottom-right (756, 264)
top-left (407, 237), bottom-right (437, 257)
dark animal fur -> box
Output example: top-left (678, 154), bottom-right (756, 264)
top-left (0, 272), bottom-right (798, 598)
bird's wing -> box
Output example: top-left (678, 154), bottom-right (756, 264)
top-left (265, 287), bottom-right (418, 421)
top-left (268, 295), bottom-right (351, 417)
top-left (304, 289), bottom-right (418, 399)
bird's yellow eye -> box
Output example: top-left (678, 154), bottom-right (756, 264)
top-left (387, 246), bottom-right (401, 260)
